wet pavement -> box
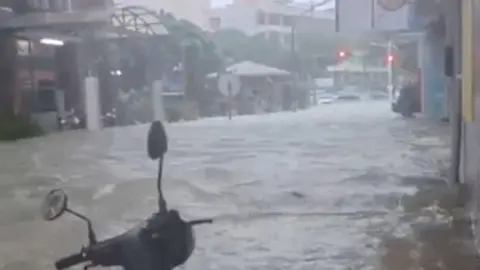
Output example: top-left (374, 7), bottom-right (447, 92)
top-left (0, 100), bottom-right (477, 270)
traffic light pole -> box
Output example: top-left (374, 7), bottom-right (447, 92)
top-left (370, 0), bottom-right (375, 29)
top-left (387, 40), bottom-right (394, 102)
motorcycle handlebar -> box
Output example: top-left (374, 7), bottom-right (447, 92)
top-left (187, 218), bottom-right (213, 226)
top-left (55, 251), bottom-right (87, 270)
top-left (53, 217), bottom-right (213, 269)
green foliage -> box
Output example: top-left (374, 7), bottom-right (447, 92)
top-left (212, 30), bottom-right (290, 70)
top-left (212, 29), bottom-right (341, 76)
top-left (159, 13), bottom-right (224, 75)
top-left (0, 115), bottom-right (43, 141)
top-left (150, 12), bottom-right (225, 107)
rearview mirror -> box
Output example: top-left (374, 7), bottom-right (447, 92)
top-left (41, 189), bottom-right (68, 221)
top-left (147, 121), bottom-right (168, 160)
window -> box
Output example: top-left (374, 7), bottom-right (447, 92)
top-left (268, 31), bottom-right (280, 44)
top-left (39, 0), bottom-right (49, 10)
top-left (280, 33), bottom-right (290, 49)
top-left (210, 17), bottom-right (221, 31)
top-left (70, 0), bottom-right (104, 10)
top-left (256, 11), bottom-right (266, 25)
top-left (282, 15), bottom-right (294, 27)
top-left (268, 13), bottom-right (281, 25)
top-left (32, 42), bottom-right (55, 57)
top-left (28, 0), bottom-right (49, 10)
top-left (17, 40), bottom-right (30, 56)
top-left (50, 0), bottom-right (70, 12)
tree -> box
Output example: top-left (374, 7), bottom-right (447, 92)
top-left (212, 29), bottom-right (290, 70)
top-left (212, 28), bottom-right (344, 77)
top-left (156, 12), bottom-right (223, 104)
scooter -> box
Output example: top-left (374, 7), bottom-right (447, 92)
top-left (102, 108), bottom-right (117, 127)
top-left (41, 121), bottom-right (213, 270)
top-left (58, 109), bottom-right (85, 130)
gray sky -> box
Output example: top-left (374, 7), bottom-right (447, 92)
top-left (211, 0), bottom-right (335, 8)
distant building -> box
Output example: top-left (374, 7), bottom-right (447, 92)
top-left (336, 0), bottom-right (411, 33)
top-left (210, 0), bottom-right (334, 47)
top-left (116, 0), bottom-right (211, 29)
top-left (0, 0), bottom-right (113, 115)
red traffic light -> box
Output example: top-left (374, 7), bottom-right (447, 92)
top-left (338, 50), bottom-right (346, 58)
top-left (387, 54), bottom-right (394, 63)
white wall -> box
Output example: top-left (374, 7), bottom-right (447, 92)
top-left (211, 1), bottom-right (335, 36)
top-left (116, 0), bottom-right (211, 29)
top-left (211, 4), bottom-right (258, 35)
top-left (337, 0), bottom-right (409, 34)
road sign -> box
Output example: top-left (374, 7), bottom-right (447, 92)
top-left (218, 74), bottom-right (241, 97)
top-left (377, 0), bottom-right (406, 12)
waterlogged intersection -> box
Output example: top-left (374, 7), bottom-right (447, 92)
top-left (0, 101), bottom-right (478, 270)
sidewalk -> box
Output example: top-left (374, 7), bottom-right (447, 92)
top-left (378, 118), bottom-right (480, 270)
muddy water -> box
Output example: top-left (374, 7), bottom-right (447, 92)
top-left (0, 101), bottom-right (477, 270)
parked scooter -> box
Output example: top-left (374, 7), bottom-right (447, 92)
top-left (102, 108), bottom-right (117, 127)
top-left (42, 121), bottom-right (213, 270)
top-left (58, 109), bottom-right (85, 130)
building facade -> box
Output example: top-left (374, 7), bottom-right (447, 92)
top-left (210, 0), bottom-right (334, 47)
top-left (116, 0), bottom-right (211, 30)
top-left (0, 0), bottom-right (113, 115)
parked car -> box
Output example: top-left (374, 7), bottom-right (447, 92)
top-left (369, 90), bottom-right (389, 100)
top-left (311, 89), bottom-right (338, 104)
top-left (317, 92), bottom-right (338, 104)
top-left (338, 86), bottom-right (363, 101)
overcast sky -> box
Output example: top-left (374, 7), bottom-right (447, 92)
top-left (211, 0), bottom-right (335, 8)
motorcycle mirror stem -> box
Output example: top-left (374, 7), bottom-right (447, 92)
top-left (66, 208), bottom-right (97, 245)
top-left (147, 121), bottom-right (169, 213)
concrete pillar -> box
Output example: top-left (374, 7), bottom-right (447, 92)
top-left (417, 37), bottom-right (424, 113)
top-left (152, 80), bottom-right (165, 121)
top-left (55, 90), bottom-right (65, 117)
top-left (84, 76), bottom-right (102, 131)
top-left (444, 0), bottom-right (462, 184)
top-left (421, 35), bottom-right (447, 120)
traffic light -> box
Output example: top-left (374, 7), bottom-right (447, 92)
top-left (387, 54), bottom-right (394, 63)
top-left (338, 50), bottom-right (346, 58)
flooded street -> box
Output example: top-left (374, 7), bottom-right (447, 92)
top-left (0, 101), bottom-right (477, 270)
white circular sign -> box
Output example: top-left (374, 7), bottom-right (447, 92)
top-left (218, 74), bottom-right (241, 97)
top-left (377, 0), bottom-right (406, 11)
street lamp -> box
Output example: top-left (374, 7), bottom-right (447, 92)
top-left (39, 38), bottom-right (64, 47)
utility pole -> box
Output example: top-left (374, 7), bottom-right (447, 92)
top-left (286, 0), bottom-right (332, 106)
top-left (387, 40), bottom-right (393, 103)
top-left (370, 0), bottom-right (375, 29)
top-left (444, 0), bottom-right (462, 183)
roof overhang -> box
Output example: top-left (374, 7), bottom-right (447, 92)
top-left (0, 8), bottom-right (112, 30)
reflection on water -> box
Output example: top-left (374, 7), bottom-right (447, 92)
top-left (379, 179), bottom-right (480, 270)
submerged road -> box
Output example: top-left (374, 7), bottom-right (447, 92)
top-left (1, 101), bottom-right (475, 270)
